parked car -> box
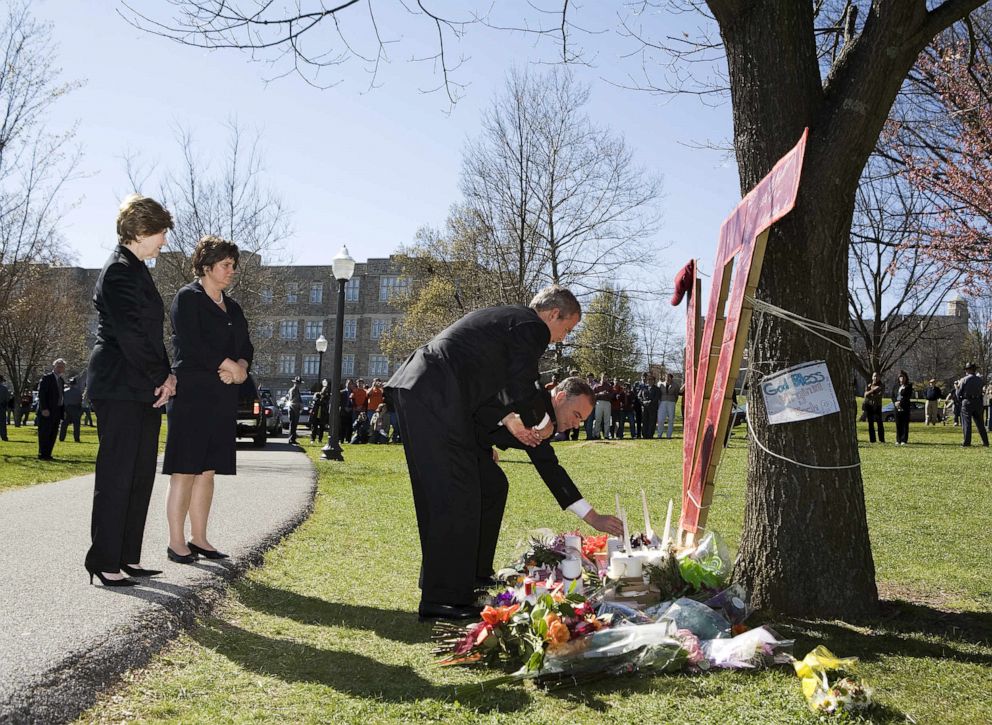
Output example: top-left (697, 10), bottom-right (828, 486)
top-left (236, 375), bottom-right (267, 447)
top-left (881, 399), bottom-right (927, 423)
top-left (258, 388), bottom-right (283, 437)
top-left (282, 393), bottom-right (315, 430)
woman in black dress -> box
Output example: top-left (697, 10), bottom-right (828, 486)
top-left (86, 194), bottom-right (176, 586)
top-left (893, 370), bottom-right (914, 446)
top-left (163, 236), bottom-right (253, 563)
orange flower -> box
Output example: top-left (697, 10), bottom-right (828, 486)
top-left (546, 620), bottom-right (571, 648)
top-left (481, 604), bottom-right (520, 626)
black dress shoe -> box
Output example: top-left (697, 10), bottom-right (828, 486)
top-left (167, 546), bottom-right (198, 564)
top-left (120, 564), bottom-right (163, 577)
top-left (188, 542), bottom-right (230, 560)
top-left (474, 576), bottom-right (499, 588)
top-left (417, 602), bottom-right (482, 622)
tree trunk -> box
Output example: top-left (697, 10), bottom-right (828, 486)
top-left (716, 2), bottom-right (881, 616)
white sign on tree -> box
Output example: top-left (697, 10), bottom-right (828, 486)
top-left (760, 361), bottom-right (840, 425)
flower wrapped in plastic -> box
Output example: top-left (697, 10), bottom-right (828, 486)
top-left (700, 626), bottom-right (794, 669)
top-left (676, 530), bottom-right (731, 592)
top-left (791, 645), bottom-right (873, 714)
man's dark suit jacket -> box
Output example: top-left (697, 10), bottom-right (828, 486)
top-left (87, 245), bottom-right (171, 403)
top-left (474, 389), bottom-right (583, 510)
top-left (37, 371), bottom-right (63, 415)
top-left (387, 305), bottom-right (550, 420)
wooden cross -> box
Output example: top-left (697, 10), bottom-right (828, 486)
top-left (678, 129), bottom-right (808, 544)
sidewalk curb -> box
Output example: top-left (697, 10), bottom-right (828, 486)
top-left (0, 463), bottom-right (318, 725)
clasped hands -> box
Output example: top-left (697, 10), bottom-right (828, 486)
top-left (502, 412), bottom-right (554, 447)
top-left (218, 358), bottom-right (249, 385)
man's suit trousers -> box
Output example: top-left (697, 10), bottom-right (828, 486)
top-left (86, 399), bottom-right (161, 572)
top-left (391, 386), bottom-right (481, 606)
top-left (37, 411), bottom-right (60, 458)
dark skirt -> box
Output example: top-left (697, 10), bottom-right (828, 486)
top-left (163, 370), bottom-right (238, 475)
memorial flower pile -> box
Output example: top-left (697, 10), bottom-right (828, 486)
top-left (434, 529), bottom-right (872, 715)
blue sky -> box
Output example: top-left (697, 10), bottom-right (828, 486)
top-left (37, 1), bottom-right (740, 298)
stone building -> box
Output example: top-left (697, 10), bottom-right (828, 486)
top-left (247, 256), bottom-right (408, 400)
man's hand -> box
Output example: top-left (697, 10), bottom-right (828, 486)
top-left (536, 418), bottom-right (555, 440)
top-left (491, 448), bottom-right (499, 463)
top-left (218, 369), bottom-right (235, 384)
top-left (503, 413), bottom-right (542, 447)
top-left (153, 373), bottom-right (178, 408)
top-left (583, 509), bottom-right (624, 537)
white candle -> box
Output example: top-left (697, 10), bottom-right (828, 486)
top-left (608, 552), bottom-right (627, 579)
top-left (564, 534), bottom-right (581, 557)
top-left (624, 556), bottom-right (643, 578)
top-left (661, 499), bottom-right (673, 547)
top-left (560, 558), bottom-right (582, 580)
top-left (621, 508), bottom-right (630, 553)
top-left (641, 488), bottom-right (654, 541)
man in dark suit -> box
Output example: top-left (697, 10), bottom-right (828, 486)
top-left (37, 358), bottom-right (66, 460)
top-left (0, 375), bottom-right (10, 441)
top-left (473, 377), bottom-right (624, 584)
top-left (386, 285), bottom-right (581, 621)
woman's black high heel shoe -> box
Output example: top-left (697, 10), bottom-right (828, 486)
top-left (86, 564), bottom-right (138, 587)
top-left (188, 542), bottom-right (230, 560)
top-left (167, 546), bottom-right (198, 564)
top-left (121, 564), bottom-right (163, 577)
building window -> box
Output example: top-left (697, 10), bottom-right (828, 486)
top-left (303, 354), bottom-right (321, 376)
top-left (261, 288), bottom-right (273, 304)
top-left (345, 277), bottom-right (360, 302)
top-left (279, 354), bottom-right (296, 375)
top-left (257, 322), bottom-right (274, 339)
top-left (286, 283), bottom-right (299, 304)
top-left (379, 275), bottom-right (408, 302)
top-left (343, 318), bottom-right (357, 340)
top-left (304, 320), bottom-right (323, 340)
top-left (280, 320), bottom-right (298, 340)
top-left (310, 282), bottom-right (323, 304)
top-left (371, 319), bottom-right (389, 340)
top-left (369, 355), bottom-right (389, 377)
top-left (342, 354), bottom-right (355, 376)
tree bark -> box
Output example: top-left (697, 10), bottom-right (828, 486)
top-left (710, 0), bottom-right (988, 616)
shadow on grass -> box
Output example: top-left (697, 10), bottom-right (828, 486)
top-left (235, 579), bottom-right (432, 645)
top-left (781, 599), bottom-right (992, 668)
top-left (190, 617), bottom-right (531, 710)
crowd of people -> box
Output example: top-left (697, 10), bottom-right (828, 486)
top-left (542, 371), bottom-right (685, 441)
top-left (861, 365), bottom-right (991, 446)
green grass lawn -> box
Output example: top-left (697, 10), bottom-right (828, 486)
top-left (77, 421), bottom-right (992, 723)
top-left (0, 416), bottom-right (169, 493)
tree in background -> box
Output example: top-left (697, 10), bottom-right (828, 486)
top-left (962, 296), bottom-right (992, 376)
top-left (848, 156), bottom-right (961, 382)
top-left (571, 285), bottom-right (640, 379)
top-left (899, 28), bottom-right (992, 293)
top-left (0, 2), bottom-right (82, 418)
top-left (462, 67), bottom-right (661, 300)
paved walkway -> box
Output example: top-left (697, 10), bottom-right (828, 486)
top-left (0, 443), bottom-right (315, 724)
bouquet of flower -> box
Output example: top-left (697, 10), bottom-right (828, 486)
top-left (792, 646), bottom-right (873, 714)
top-left (434, 585), bottom-right (610, 671)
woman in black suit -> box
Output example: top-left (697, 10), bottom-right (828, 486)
top-left (163, 236), bottom-right (253, 563)
top-left (85, 194), bottom-right (176, 586)
top-left (893, 370), bottom-right (914, 445)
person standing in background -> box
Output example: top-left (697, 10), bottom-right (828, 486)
top-left (956, 362), bottom-right (989, 447)
top-left (287, 377), bottom-right (303, 444)
top-left (923, 378), bottom-right (943, 426)
top-left (892, 370), bottom-right (913, 446)
top-left (863, 372), bottom-right (885, 443)
top-left (639, 374), bottom-right (660, 439)
top-left (657, 373), bottom-right (678, 439)
top-left (0, 375), bottom-right (9, 441)
top-left (36, 359), bottom-right (66, 460)
top-left (60, 376), bottom-right (84, 442)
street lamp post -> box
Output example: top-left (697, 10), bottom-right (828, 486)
top-left (313, 334), bottom-right (328, 393)
top-left (322, 246), bottom-right (355, 461)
